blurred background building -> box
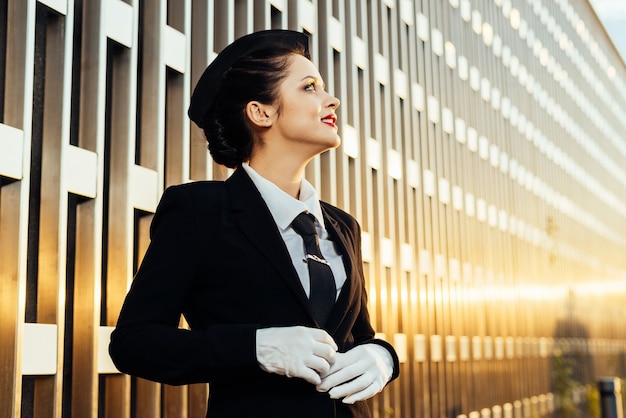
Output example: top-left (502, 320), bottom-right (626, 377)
top-left (1, 0), bottom-right (626, 417)
top-left (590, 0), bottom-right (626, 62)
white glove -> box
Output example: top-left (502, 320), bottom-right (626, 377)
top-left (256, 326), bottom-right (338, 385)
top-left (316, 344), bottom-right (394, 404)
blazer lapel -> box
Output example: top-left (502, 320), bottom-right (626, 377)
top-left (225, 168), bottom-right (312, 314)
top-left (226, 168), bottom-right (359, 330)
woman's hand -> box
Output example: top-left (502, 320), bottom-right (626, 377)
top-left (316, 344), bottom-right (394, 404)
top-left (256, 326), bottom-right (337, 385)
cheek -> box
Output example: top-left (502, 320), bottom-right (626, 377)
top-left (279, 93), bottom-right (323, 123)
top-left (285, 101), bottom-right (320, 122)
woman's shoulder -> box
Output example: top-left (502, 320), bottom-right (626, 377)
top-left (163, 180), bottom-right (227, 200)
top-left (320, 201), bottom-right (360, 230)
top-left (154, 181), bottom-right (230, 217)
top-left (320, 200), bottom-right (350, 217)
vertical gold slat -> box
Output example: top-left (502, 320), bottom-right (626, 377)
top-left (441, 3), bottom-right (464, 414)
top-left (73, 0), bottom-right (132, 416)
top-left (447, 3), bottom-right (471, 413)
top-left (332, 2), bottom-right (352, 214)
top-left (3, 1), bottom-right (626, 418)
top-left (0, 0), bottom-right (35, 415)
top-left (163, 385), bottom-right (188, 418)
top-left (165, 0), bottom-right (191, 187)
top-left (421, 1), bottom-right (444, 415)
top-left (413, 3), bottom-right (432, 417)
top-left (437, 3), bottom-right (460, 415)
top-left (137, 0), bottom-right (165, 178)
top-left (0, 180), bottom-right (26, 418)
top-left (189, 0), bottom-right (214, 182)
top-left (62, 0), bottom-right (104, 414)
top-left (106, 30), bottom-right (137, 418)
top-left (73, 199), bottom-right (101, 416)
top-left (34, 4), bottom-right (71, 416)
top-left (370, 0), bottom-right (393, 413)
top-left (395, 2), bottom-right (416, 416)
top-left (316, 0), bottom-right (338, 206)
top-left (380, 1), bottom-right (400, 416)
top-left (398, 2), bottom-right (421, 415)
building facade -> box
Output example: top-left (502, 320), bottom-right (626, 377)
top-left (1, 0), bottom-right (626, 417)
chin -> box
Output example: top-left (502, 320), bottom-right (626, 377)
top-left (319, 140), bottom-right (341, 154)
top-left (329, 136), bottom-right (341, 149)
top-left (327, 133), bottom-right (341, 147)
top-left (305, 136), bottom-right (341, 156)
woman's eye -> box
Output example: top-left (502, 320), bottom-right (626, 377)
top-left (304, 82), bottom-right (316, 91)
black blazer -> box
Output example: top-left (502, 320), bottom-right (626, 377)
top-left (109, 167), bottom-right (399, 418)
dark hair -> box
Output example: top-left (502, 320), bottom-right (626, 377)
top-left (202, 46), bottom-right (307, 168)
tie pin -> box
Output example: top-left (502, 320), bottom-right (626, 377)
top-left (304, 254), bottom-right (330, 266)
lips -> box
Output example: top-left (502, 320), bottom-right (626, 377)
top-left (321, 114), bottom-right (337, 128)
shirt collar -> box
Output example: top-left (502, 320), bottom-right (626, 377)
top-left (241, 163), bottom-right (325, 231)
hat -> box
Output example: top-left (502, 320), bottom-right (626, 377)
top-left (188, 29), bottom-right (310, 128)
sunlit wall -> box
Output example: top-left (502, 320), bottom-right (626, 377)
top-left (2, 0), bottom-right (626, 417)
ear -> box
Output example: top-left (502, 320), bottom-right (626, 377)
top-left (245, 101), bottom-right (275, 128)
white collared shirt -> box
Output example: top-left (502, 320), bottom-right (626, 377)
top-left (242, 163), bottom-right (346, 299)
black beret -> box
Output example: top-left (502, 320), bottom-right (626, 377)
top-left (188, 29), bottom-right (310, 128)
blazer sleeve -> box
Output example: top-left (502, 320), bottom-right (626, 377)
top-left (329, 209), bottom-right (400, 383)
top-left (109, 185), bottom-right (261, 386)
top-left (355, 227), bottom-right (401, 383)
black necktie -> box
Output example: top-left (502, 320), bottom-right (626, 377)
top-left (291, 212), bottom-right (336, 326)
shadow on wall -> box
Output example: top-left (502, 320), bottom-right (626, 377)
top-left (551, 291), bottom-right (598, 418)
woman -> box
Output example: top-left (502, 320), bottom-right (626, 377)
top-left (109, 29), bottom-right (399, 418)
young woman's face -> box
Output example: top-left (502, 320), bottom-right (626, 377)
top-left (269, 54), bottom-right (341, 155)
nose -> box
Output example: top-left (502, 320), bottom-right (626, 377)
top-left (326, 92), bottom-right (340, 109)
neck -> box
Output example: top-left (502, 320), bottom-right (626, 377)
top-left (248, 154), bottom-right (310, 199)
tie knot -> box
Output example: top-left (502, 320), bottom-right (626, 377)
top-left (291, 212), bottom-right (317, 236)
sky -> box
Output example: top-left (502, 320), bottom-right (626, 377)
top-left (589, 0), bottom-right (626, 64)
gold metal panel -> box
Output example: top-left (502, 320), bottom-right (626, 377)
top-left (3, 0), bottom-right (626, 417)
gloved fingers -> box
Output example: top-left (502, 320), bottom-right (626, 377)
top-left (341, 378), bottom-right (383, 404)
top-left (316, 360), bottom-right (362, 392)
top-left (311, 340), bottom-right (337, 365)
top-left (308, 328), bottom-right (338, 351)
top-left (328, 372), bottom-right (374, 399)
top-left (304, 353), bottom-right (334, 376)
top-left (290, 364), bottom-right (323, 385)
top-left (323, 348), bottom-right (358, 373)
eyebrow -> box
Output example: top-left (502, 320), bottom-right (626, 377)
top-left (301, 75), bottom-right (326, 88)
